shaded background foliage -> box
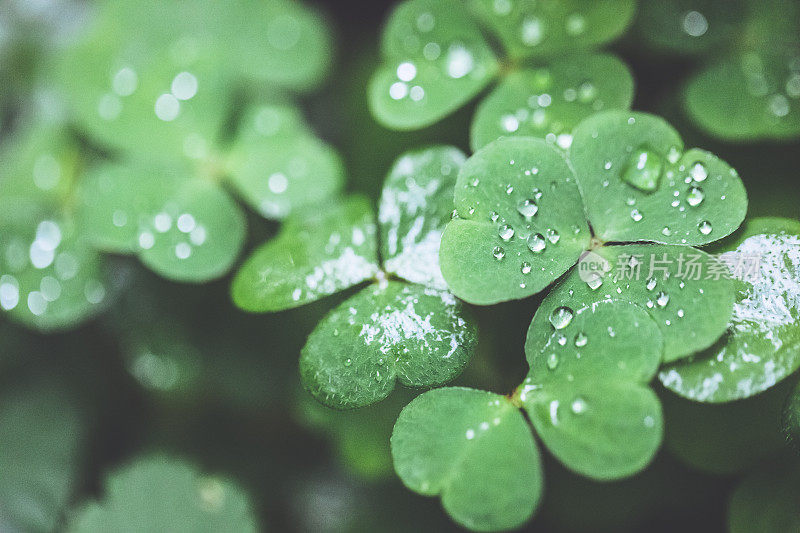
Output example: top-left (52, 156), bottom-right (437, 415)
top-left (0, 0), bottom-right (798, 532)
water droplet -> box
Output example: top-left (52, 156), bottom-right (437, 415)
top-left (546, 352), bottom-right (559, 370)
top-left (656, 291), bottom-right (670, 307)
top-left (465, 428), bottom-right (475, 440)
top-left (574, 332), bottom-right (588, 347)
top-left (698, 220), bottom-right (713, 235)
top-left (344, 358), bottom-right (352, 366)
top-left (505, 184), bottom-right (515, 194)
top-left (646, 277), bottom-right (657, 291)
top-left (690, 162), bottom-right (708, 182)
top-left (521, 17), bottom-right (544, 46)
top-left (490, 211), bottom-right (500, 222)
top-left (622, 148), bottom-right (663, 192)
top-left (686, 186), bottom-right (705, 207)
top-left (521, 262), bottom-right (532, 274)
top-left (546, 228), bottom-right (560, 244)
top-left (570, 396), bottom-right (588, 414)
top-left (549, 306), bottom-right (574, 330)
top-left (578, 81), bottom-right (597, 103)
top-left (492, 246), bottom-right (505, 260)
top-left (517, 199), bottom-right (538, 218)
top-left (630, 208), bottom-right (643, 222)
top-left (498, 224), bottom-right (514, 241)
top-left (662, 226), bottom-right (671, 236)
top-left (527, 233), bottom-right (546, 253)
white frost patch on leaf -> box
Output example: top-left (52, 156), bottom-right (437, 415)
top-left (383, 227), bottom-right (448, 290)
top-left (659, 232), bottom-right (800, 401)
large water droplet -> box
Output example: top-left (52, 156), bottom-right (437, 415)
top-left (698, 220), bottom-right (713, 235)
top-left (687, 186), bottom-right (705, 207)
top-left (690, 162), bottom-right (708, 182)
top-left (622, 148), bottom-right (663, 192)
top-left (527, 233), bottom-right (546, 253)
top-left (517, 199), bottom-right (538, 218)
top-left (498, 224), bottom-right (514, 241)
top-left (546, 228), bottom-right (560, 244)
top-left (549, 306), bottom-right (574, 330)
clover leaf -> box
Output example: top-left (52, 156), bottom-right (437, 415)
top-left (392, 301), bottom-right (665, 529)
top-left (527, 244), bottom-right (736, 363)
top-left (67, 455), bottom-right (258, 532)
top-left (570, 111), bottom-right (747, 245)
top-left (686, 52), bottom-right (800, 141)
top-left (391, 387), bottom-right (542, 532)
top-left (440, 111), bottom-right (745, 323)
top-left (368, 0), bottom-right (499, 130)
top-left (232, 195), bottom-right (379, 312)
top-left (379, 146), bottom-right (465, 289)
top-left (470, 54), bottom-right (634, 151)
top-left (369, 0), bottom-right (634, 145)
top-left (440, 137), bottom-right (591, 305)
top-left (0, 129), bottom-right (111, 331)
top-left (78, 161), bottom-right (246, 283)
top-left (225, 104), bottom-right (345, 220)
top-left (727, 461), bottom-right (800, 533)
top-left (232, 147), bottom-right (479, 409)
top-left (47, 0), bottom-right (343, 283)
top-left (469, 0), bottom-right (636, 60)
top-left (659, 218), bottom-right (800, 402)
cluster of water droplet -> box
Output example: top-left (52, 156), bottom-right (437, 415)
top-left (136, 209), bottom-right (207, 260)
top-left (740, 52), bottom-right (800, 120)
top-left (489, 0), bottom-right (588, 47)
top-left (0, 220), bottom-right (105, 317)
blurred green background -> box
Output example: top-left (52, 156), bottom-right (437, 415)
top-left (0, 0), bottom-right (798, 531)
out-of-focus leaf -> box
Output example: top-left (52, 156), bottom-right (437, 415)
top-left (67, 455), bottom-right (258, 532)
top-left (470, 54), bottom-right (634, 150)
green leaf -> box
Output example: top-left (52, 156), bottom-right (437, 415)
top-left (659, 218), bottom-right (800, 402)
top-left (300, 281), bottom-right (477, 409)
top-left (378, 146), bottom-right (465, 289)
top-left (527, 244), bottom-right (736, 363)
top-left (55, 0), bottom-right (230, 162)
top-left (521, 301), bottom-right (663, 479)
top-left (633, 0), bottom-right (749, 56)
top-left (368, 0), bottom-right (498, 130)
top-left (569, 111), bottom-right (747, 245)
top-left (470, 54), bottom-right (634, 150)
top-left (391, 387), bottom-right (542, 531)
top-left (221, 0), bottom-right (333, 90)
top-left (469, 0), bottom-right (636, 59)
top-left (685, 52), bottom-right (800, 140)
top-left (0, 204), bottom-right (109, 331)
top-left (728, 461), bottom-right (800, 533)
top-left (0, 379), bottom-right (87, 533)
top-left (440, 137), bottom-right (591, 305)
top-left (225, 104), bottom-right (345, 220)
top-left (232, 196), bottom-right (380, 312)
top-left (67, 455), bottom-right (258, 532)
top-left (78, 162), bottom-right (246, 282)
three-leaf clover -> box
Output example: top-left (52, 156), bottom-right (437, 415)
top-left (660, 217), bottom-right (800, 402)
top-left (440, 110), bottom-right (745, 366)
top-left (0, 124), bottom-right (111, 331)
top-left (392, 300), bottom-right (664, 531)
top-left (67, 455), bottom-right (258, 532)
top-left (232, 147), bottom-right (478, 409)
top-left (369, 0), bottom-right (635, 151)
top-left (47, 0), bottom-right (342, 282)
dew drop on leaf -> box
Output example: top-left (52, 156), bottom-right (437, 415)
top-left (521, 262), bottom-right (532, 274)
top-left (546, 352), bottom-right (559, 370)
top-left (622, 148), bottom-right (663, 192)
top-left (549, 306), bottom-right (574, 330)
top-left (492, 246), bottom-right (505, 260)
top-left (498, 224), bottom-right (515, 241)
top-left (574, 332), bottom-right (588, 347)
top-left (698, 220), bottom-right (713, 235)
top-left (690, 162), bottom-right (708, 182)
top-left (570, 396), bottom-right (588, 414)
top-left (527, 233), bottom-right (546, 253)
top-left (656, 291), bottom-right (670, 308)
top-left (686, 186), bottom-right (705, 207)
top-left (517, 199), bottom-right (539, 218)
